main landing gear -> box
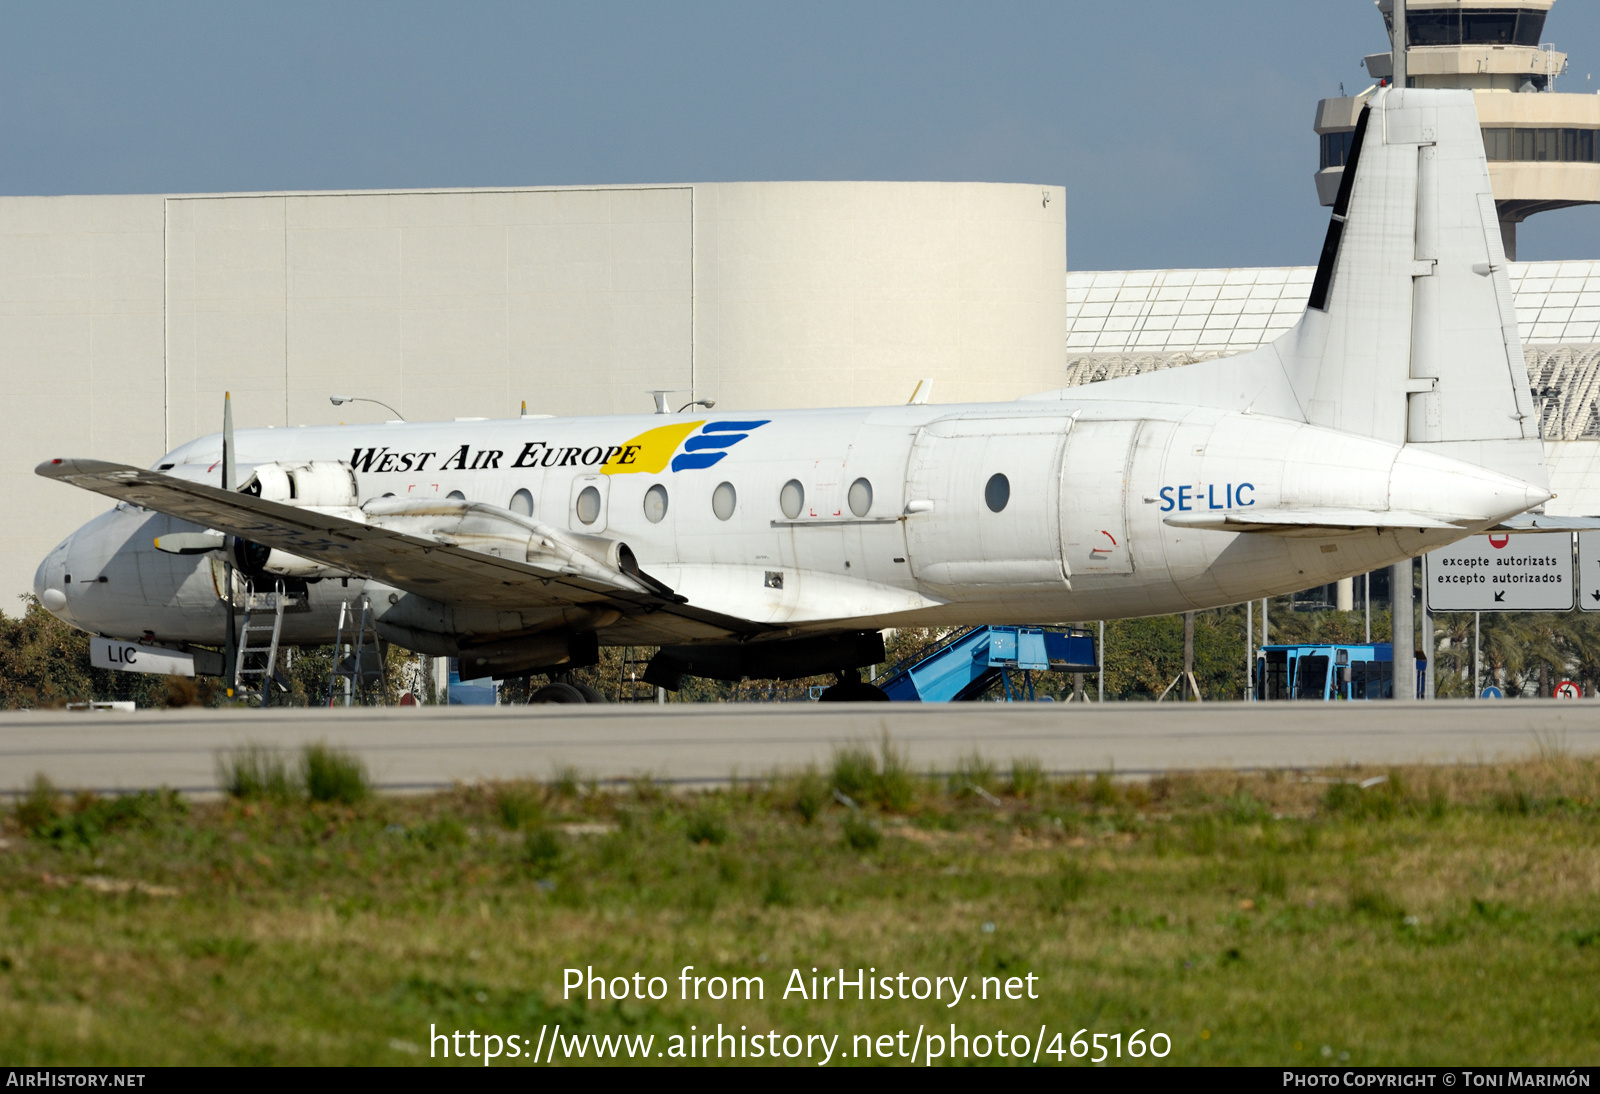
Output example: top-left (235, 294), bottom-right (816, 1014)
top-left (816, 669), bottom-right (890, 703)
top-left (528, 676), bottom-right (606, 704)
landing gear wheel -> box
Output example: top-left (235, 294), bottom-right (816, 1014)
top-left (572, 683), bottom-right (605, 704)
top-left (529, 682), bottom-right (587, 704)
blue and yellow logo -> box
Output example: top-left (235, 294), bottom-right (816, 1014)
top-left (604, 419), bottom-right (770, 475)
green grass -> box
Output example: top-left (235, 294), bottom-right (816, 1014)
top-left (2, 756), bottom-right (1599, 1065)
top-left (216, 742), bottom-right (369, 805)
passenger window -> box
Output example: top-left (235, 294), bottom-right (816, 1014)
top-left (510, 488), bottom-right (534, 517)
top-left (780, 479), bottom-right (804, 520)
top-left (712, 481), bottom-right (737, 521)
top-left (848, 477), bottom-right (873, 517)
top-left (985, 473), bottom-right (1010, 513)
top-left (576, 486), bottom-right (602, 525)
top-left (447, 490), bottom-right (466, 501)
top-left (644, 484), bottom-right (669, 524)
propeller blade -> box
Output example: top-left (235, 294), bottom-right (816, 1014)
top-left (222, 391), bottom-right (235, 491)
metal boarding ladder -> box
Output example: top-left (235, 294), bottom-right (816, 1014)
top-left (326, 597), bottom-right (387, 706)
top-left (234, 585), bottom-right (289, 706)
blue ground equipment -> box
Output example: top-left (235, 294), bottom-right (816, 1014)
top-left (446, 658), bottom-right (499, 706)
top-left (1253, 643), bottom-right (1426, 701)
top-left (877, 626), bottom-right (1097, 702)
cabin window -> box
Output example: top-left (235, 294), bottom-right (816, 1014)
top-left (1320, 130), bottom-right (1356, 170)
top-left (713, 481), bottom-right (737, 521)
top-left (985, 473), bottom-right (1010, 513)
top-left (446, 490), bottom-right (466, 501)
top-left (644, 484), bottom-right (669, 524)
top-left (848, 477), bottom-right (873, 517)
top-left (780, 479), bottom-right (804, 520)
top-left (576, 486), bottom-right (602, 525)
top-left (510, 488), bottom-right (534, 517)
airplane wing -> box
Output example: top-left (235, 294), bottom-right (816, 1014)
top-left (37, 458), bottom-right (767, 640)
top-left (1163, 508), bottom-right (1461, 535)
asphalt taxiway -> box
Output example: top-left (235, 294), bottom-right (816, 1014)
top-left (2, 700), bottom-right (1596, 795)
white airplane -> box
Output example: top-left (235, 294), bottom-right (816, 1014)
top-left (31, 89), bottom-right (1566, 700)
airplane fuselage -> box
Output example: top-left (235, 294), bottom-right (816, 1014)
top-left (36, 397), bottom-right (1538, 653)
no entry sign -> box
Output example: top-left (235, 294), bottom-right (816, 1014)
top-left (1424, 532), bottom-right (1574, 612)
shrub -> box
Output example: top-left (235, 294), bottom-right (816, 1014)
top-left (27, 787), bottom-right (184, 847)
top-left (14, 774), bottom-right (60, 835)
top-left (686, 810), bottom-right (728, 846)
top-left (874, 738), bottom-right (915, 812)
top-left (550, 766), bottom-right (581, 799)
top-left (495, 786), bottom-right (543, 831)
top-left (301, 743), bottom-right (369, 805)
top-left (412, 816), bottom-right (467, 850)
top-left (524, 828), bottom-right (562, 873)
top-left (794, 770), bottom-right (828, 824)
top-left (841, 813), bottom-right (880, 851)
top-left (1009, 758), bottom-right (1043, 799)
top-left (217, 745), bottom-right (295, 801)
top-left (1089, 771), bottom-right (1117, 807)
top-left (1223, 791), bottom-right (1271, 826)
top-left (831, 746), bottom-right (875, 800)
top-left (950, 751), bottom-right (997, 797)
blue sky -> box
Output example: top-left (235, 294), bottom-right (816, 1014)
top-left (5, 1), bottom-right (1600, 269)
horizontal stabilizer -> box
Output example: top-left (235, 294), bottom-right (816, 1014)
top-left (1489, 513), bottom-right (1600, 532)
top-left (1163, 508), bottom-right (1460, 536)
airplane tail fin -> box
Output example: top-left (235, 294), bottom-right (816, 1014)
top-left (1039, 88), bottom-right (1546, 490)
top-left (1282, 87), bottom-right (1543, 486)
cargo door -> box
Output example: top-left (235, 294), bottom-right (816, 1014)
top-left (904, 417), bottom-right (1070, 591)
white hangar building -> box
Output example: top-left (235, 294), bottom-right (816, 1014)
top-left (0, 181), bottom-right (1066, 601)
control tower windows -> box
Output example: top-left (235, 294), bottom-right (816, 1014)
top-left (1384, 8), bottom-right (1547, 48)
top-left (1321, 131), bottom-right (1357, 170)
top-left (1482, 128), bottom-right (1598, 163)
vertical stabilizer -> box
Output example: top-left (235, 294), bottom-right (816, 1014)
top-left (1281, 88), bottom-right (1544, 486)
top-left (1029, 88), bottom-right (1547, 491)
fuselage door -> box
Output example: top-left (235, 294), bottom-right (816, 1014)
top-left (1060, 419), bottom-right (1139, 575)
top-left (904, 417), bottom-right (1070, 592)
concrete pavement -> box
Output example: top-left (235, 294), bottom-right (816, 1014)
top-left (2, 700), bottom-right (1595, 795)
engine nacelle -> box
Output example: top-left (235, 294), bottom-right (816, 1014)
top-left (230, 537), bottom-right (351, 580)
top-left (238, 461), bottom-right (359, 508)
top-left (365, 581), bottom-right (615, 676)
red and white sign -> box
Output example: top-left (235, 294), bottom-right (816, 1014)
top-left (1424, 532), bottom-right (1574, 612)
top-left (1554, 680), bottom-right (1582, 699)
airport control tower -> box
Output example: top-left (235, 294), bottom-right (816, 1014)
top-left (1314, 0), bottom-right (1599, 259)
